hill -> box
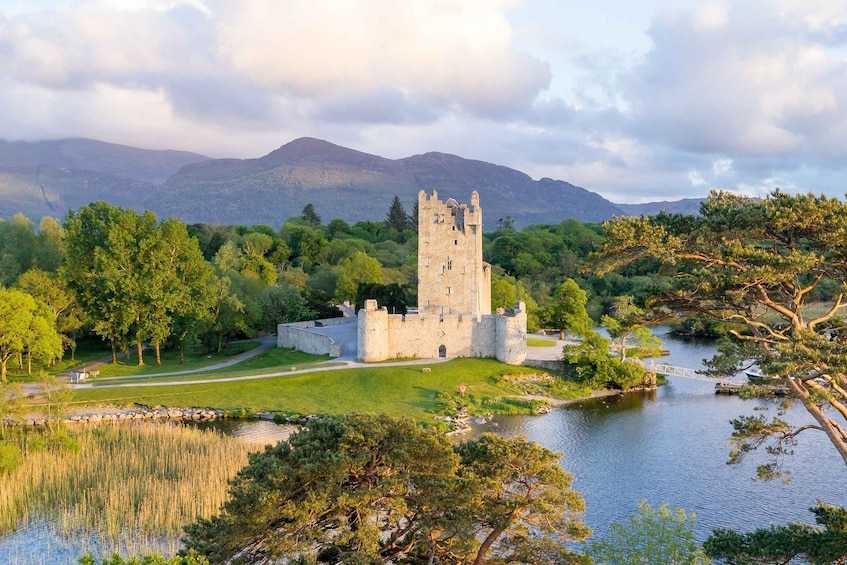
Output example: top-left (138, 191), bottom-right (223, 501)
top-left (0, 136), bottom-right (703, 227)
top-left (149, 137), bottom-right (624, 227)
top-left (0, 138), bottom-right (208, 221)
top-left (615, 198), bottom-right (705, 217)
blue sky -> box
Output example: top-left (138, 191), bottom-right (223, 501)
top-left (1, 0), bottom-right (846, 203)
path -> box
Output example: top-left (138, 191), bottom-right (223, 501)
top-left (73, 329), bottom-right (559, 391)
top-left (21, 335), bottom-right (278, 397)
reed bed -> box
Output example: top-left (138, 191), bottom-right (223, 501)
top-left (0, 424), bottom-right (255, 541)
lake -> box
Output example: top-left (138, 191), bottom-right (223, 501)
top-left (2, 328), bottom-right (845, 562)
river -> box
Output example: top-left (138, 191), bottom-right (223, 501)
top-left (2, 329), bottom-right (846, 561)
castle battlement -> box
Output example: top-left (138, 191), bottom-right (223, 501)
top-left (357, 193), bottom-right (526, 365)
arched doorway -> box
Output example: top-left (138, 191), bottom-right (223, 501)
top-left (438, 344), bottom-right (447, 358)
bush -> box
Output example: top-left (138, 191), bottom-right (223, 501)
top-left (0, 441), bottom-right (21, 474)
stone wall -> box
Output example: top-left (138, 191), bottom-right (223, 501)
top-left (358, 300), bottom-right (526, 364)
top-left (277, 317), bottom-right (355, 357)
top-left (417, 190), bottom-right (491, 317)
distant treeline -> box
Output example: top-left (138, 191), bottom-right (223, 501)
top-left (0, 197), bottom-right (693, 372)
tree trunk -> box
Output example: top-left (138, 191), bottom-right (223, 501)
top-left (17, 353), bottom-right (22, 370)
top-left (27, 352), bottom-right (31, 376)
top-left (217, 334), bottom-right (223, 354)
top-left (111, 339), bottom-right (118, 364)
top-left (180, 344), bottom-right (185, 365)
top-left (155, 342), bottom-right (161, 366)
top-left (0, 359), bottom-right (6, 383)
top-left (136, 340), bottom-right (145, 366)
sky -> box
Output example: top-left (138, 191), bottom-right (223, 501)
top-left (1, 0), bottom-right (846, 203)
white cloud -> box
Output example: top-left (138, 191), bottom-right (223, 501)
top-left (215, 0), bottom-right (550, 116)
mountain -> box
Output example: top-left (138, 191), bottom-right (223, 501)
top-left (0, 138), bottom-right (208, 221)
top-left (149, 137), bottom-right (624, 227)
top-left (615, 198), bottom-right (705, 217)
top-left (0, 136), bottom-right (703, 227)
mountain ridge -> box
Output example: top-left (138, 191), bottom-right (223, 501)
top-left (0, 136), bottom-right (702, 227)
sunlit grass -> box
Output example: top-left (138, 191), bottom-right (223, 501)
top-left (89, 342), bottom-right (261, 378)
top-left (71, 358), bottom-right (589, 421)
top-left (0, 425), bottom-right (254, 540)
top-left (527, 338), bottom-right (557, 347)
top-left (90, 348), bottom-right (332, 384)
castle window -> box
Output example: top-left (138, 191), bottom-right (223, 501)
top-left (447, 259), bottom-right (452, 270)
top-left (452, 226), bottom-right (456, 231)
top-left (447, 287), bottom-right (451, 295)
top-left (454, 240), bottom-right (458, 245)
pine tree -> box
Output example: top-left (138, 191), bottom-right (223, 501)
top-left (385, 195), bottom-right (410, 232)
top-left (301, 203), bottom-right (321, 227)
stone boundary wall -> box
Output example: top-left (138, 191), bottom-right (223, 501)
top-left (277, 317), bottom-right (355, 357)
top-left (523, 359), bottom-right (566, 372)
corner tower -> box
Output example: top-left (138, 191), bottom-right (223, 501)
top-left (417, 190), bottom-right (491, 317)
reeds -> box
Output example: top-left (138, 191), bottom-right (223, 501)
top-left (0, 424), bottom-right (254, 541)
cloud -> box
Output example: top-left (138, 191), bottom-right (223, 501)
top-left (215, 0), bottom-right (550, 118)
top-left (624, 0), bottom-right (847, 164)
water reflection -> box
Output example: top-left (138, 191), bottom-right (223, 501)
top-left (478, 329), bottom-right (847, 541)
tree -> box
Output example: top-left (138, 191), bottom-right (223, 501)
top-left (183, 414), bottom-right (589, 564)
top-left (0, 214), bottom-right (37, 286)
top-left (601, 296), bottom-right (663, 362)
top-left (62, 203), bottom-right (146, 363)
top-left (549, 279), bottom-right (594, 339)
top-left (354, 282), bottom-right (409, 314)
top-left (301, 202), bottom-right (322, 226)
top-left (385, 195), bottom-right (411, 232)
top-left (16, 270), bottom-right (82, 361)
top-left (455, 433), bottom-right (591, 565)
top-left (595, 190), bottom-right (847, 475)
top-left (587, 500), bottom-right (709, 565)
top-left (335, 251), bottom-right (383, 302)
top-left (0, 289), bottom-right (61, 382)
top-left (259, 284), bottom-right (316, 331)
top-left (704, 502), bottom-right (847, 564)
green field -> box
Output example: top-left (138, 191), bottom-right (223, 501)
top-left (89, 348), bottom-right (330, 384)
top-left (70, 358), bottom-right (591, 422)
top-left (527, 338), bottom-right (557, 347)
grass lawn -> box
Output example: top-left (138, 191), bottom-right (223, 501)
top-left (70, 358), bottom-right (591, 422)
top-left (527, 338), bottom-right (557, 347)
top-left (89, 342), bottom-right (261, 378)
top-left (92, 348), bottom-right (332, 384)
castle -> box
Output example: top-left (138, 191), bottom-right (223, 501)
top-left (357, 190), bottom-right (526, 364)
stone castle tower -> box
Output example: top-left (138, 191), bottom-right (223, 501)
top-left (356, 190), bottom-right (526, 365)
top-left (417, 190), bottom-right (491, 317)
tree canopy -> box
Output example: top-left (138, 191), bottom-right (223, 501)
top-left (596, 190), bottom-right (847, 475)
top-left (182, 414), bottom-right (589, 564)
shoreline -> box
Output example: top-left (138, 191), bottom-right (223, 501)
top-left (21, 387), bottom-right (633, 428)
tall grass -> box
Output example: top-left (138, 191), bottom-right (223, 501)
top-left (0, 424), bottom-right (254, 540)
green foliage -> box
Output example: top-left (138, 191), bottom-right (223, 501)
top-left (704, 502), bottom-right (847, 564)
top-left (595, 189), bottom-right (847, 474)
top-left (259, 283), bottom-right (316, 331)
top-left (354, 282), bottom-right (410, 314)
top-left (335, 251), bottom-right (383, 302)
top-left (547, 279), bottom-right (594, 338)
top-left (601, 296), bottom-right (663, 361)
top-left (300, 202), bottom-right (322, 226)
top-left (0, 441), bottom-right (22, 474)
top-left (0, 287), bottom-right (62, 381)
top-left (587, 500), bottom-right (709, 565)
top-left (563, 332), bottom-right (648, 390)
top-left (78, 550), bottom-right (208, 564)
top-left (183, 415), bottom-right (588, 564)
top-left (385, 194), bottom-right (412, 232)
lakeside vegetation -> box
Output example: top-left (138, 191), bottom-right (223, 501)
top-left (0, 425), bottom-right (253, 546)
